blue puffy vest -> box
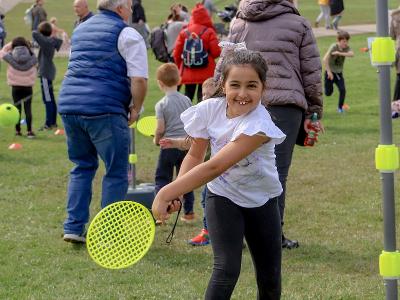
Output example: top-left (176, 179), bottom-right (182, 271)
top-left (58, 10), bottom-right (131, 117)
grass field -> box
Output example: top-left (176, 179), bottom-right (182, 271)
top-left (1, 1), bottom-right (400, 299)
top-left (2, 0), bottom-right (400, 39)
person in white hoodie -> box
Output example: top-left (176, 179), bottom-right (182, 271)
top-left (0, 37), bottom-right (37, 137)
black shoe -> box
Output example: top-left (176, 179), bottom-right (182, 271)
top-left (38, 124), bottom-right (57, 131)
top-left (282, 236), bottom-right (299, 249)
top-left (38, 125), bottom-right (51, 131)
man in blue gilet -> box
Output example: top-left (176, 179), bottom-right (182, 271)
top-left (58, 0), bottom-right (148, 243)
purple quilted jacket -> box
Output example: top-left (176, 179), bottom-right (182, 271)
top-left (217, 0), bottom-right (323, 118)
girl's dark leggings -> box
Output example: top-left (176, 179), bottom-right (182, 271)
top-left (12, 86), bottom-right (33, 132)
top-left (205, 191), bottom-right (282, 300)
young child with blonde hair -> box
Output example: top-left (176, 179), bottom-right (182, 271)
top-left (154, 63), bottom-right (195, 222)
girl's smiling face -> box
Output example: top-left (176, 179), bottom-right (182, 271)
top-left (223, 65), bottom-right (264, 119)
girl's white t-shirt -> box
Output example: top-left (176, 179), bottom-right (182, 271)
top-left (181, 97), bottom-right (286, 208)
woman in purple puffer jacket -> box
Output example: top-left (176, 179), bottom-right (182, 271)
top-left (216, 0), bottom-right (324, 251)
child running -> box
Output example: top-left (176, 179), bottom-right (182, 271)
top-left (0, 37), bottom-right (37, 137)
top-left (154, 63), bottom-right (196, 222)
top-left (152, 49), bottom-right (286, 299)
top-left (323, 30), bottom-right (354, 113)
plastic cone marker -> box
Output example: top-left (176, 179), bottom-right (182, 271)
top-left (8, 143), bottom-right (22, 150)
top-left (54, 129), bottom-right (65, 135)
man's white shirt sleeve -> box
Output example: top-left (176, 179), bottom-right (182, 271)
top-left (117, 27), bottom-right (148, 78)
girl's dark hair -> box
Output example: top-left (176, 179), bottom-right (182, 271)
top-left (219, 50), bottom-right (268, 90)
top-left (11, 36), bottom-right (33, 55)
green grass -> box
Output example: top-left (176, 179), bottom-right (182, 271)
top-left (1, 1), bottom-right (400, 299)
top-left (2, 0), bottom-right (400, 40)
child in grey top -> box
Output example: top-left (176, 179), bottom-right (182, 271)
top-left (153, 63), bottom-right (195, 222)
top-left (154, 64), bottom-right (192, 142)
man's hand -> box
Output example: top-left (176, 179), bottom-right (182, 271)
top-left (128, 108), bottom-right (139, 125)
top-left (327, 71), bottom-right (334, 80)
top-left (129, 77), bottom-right (147, 125)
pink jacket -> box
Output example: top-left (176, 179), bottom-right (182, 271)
top-left (6, 66), bottom-right (37, 87)
top-left (0, 48), bottom-right (37, 87)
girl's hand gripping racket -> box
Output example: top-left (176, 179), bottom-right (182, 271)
top-left (86, 201), bottom-right (155, 269)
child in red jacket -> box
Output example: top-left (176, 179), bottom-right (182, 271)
top-left (173, 3), bottom-right (221, 103)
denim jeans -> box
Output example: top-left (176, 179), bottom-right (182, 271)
top-left (61, 114), bottom-right (130, 235)
top-left (154, 148), bottom-right (194, 214)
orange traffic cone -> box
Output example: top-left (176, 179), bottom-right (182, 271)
top-left (8, 143), bottom-right (22, 150)
top-left (54, 129), bottom-right (65, 135)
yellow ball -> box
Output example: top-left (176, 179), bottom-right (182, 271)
top-left (0, 104), bottom-right (19, 127)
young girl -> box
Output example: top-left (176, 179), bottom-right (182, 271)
top-left (0, 37), bottom-right (37, 137)
top-left (152, 50), bottom-right (285, 299)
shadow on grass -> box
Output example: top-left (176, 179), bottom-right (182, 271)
top-left (286, 242), bottom-right (377, 275)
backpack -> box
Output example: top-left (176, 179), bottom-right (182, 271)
top-left (150, 24), bottom-right (169, 63)
top-left (182, 27), bottom-right (209, 68)
top-left (24, 5), bottom-right (34, 25)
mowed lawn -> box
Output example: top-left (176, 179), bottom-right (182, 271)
top-left (2, 0), bottom-right (400, 38)
top-left (1, 1), bottom-right (400, 299)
